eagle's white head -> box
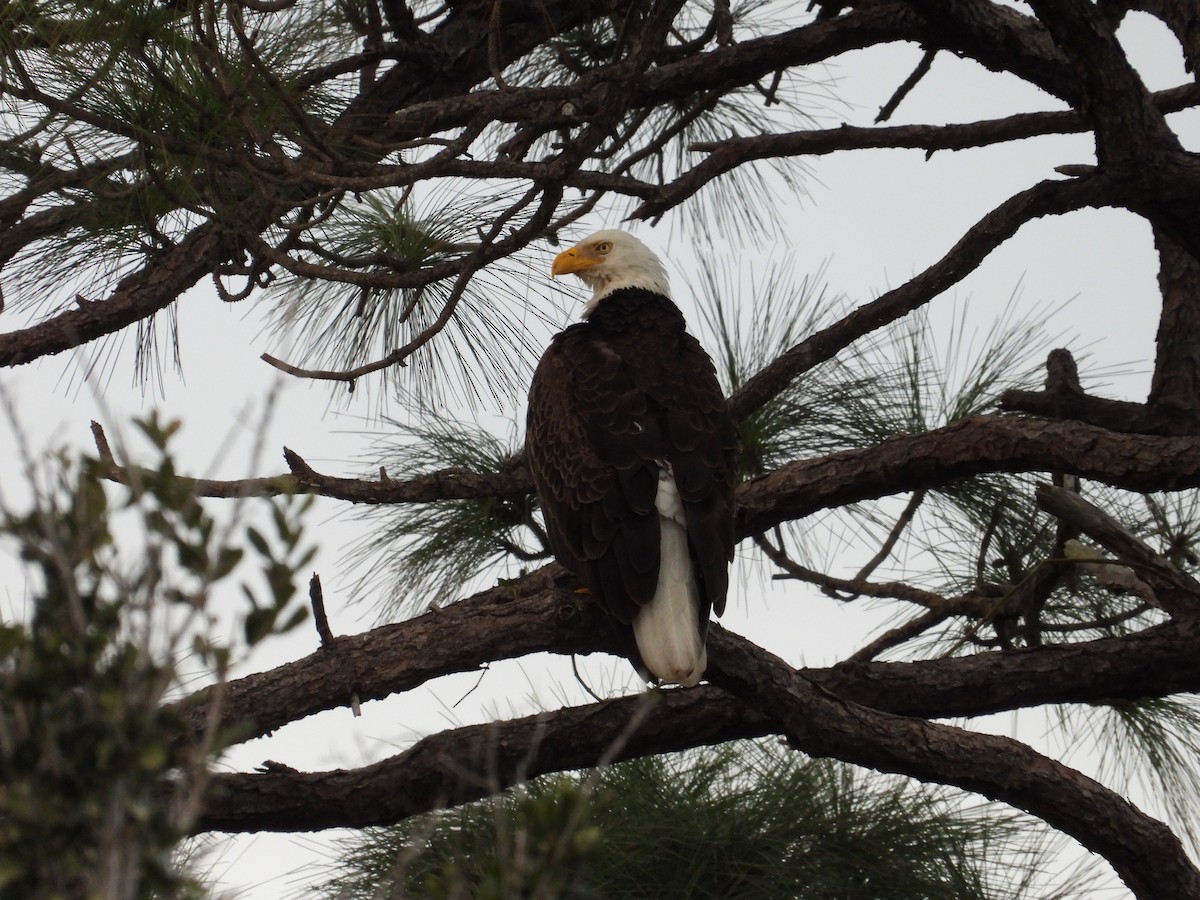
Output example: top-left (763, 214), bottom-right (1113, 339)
top-left (551, 229), bottom-right (672, 317)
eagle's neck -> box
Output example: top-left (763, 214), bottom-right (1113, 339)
top-left (581, 287), bottom-right (686, 334)
top-left (582, 267), bottom-right (672, 318)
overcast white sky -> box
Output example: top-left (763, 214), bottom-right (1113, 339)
top-left (1, 10), bottom-right (1197, 898)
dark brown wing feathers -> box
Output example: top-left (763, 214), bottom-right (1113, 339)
top-left (526, 288), bottom-right (737, 630)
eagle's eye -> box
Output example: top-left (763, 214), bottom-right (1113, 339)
top-left (595, 241), bottom-right (613, 254)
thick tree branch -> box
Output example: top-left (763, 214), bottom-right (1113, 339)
top-left (736, 414), bottom-right (1200, 535)
top-left (197, 688), bottom-right (771, 832)
top-left (631, 83), bottom-right (1200, 220)
top-left (175, 555), bottom-right (1200, 754)
top-left (709, 633), bottom-right (1200, 900)
top-left (173, 566), bottom-right (609, 747)
top-left (1148, 228), bottom-right (1200, 420)
top-left (902, 0), bottom-right (1075, 100)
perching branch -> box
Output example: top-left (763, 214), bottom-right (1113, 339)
top-left (191, 602), bottom-right (1200, 896)
top-left (175, 561), bottom-right (1200, 754)
top-left (92, 414), bottom-right (1200, 524)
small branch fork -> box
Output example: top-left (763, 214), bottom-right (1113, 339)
top-left (1000, 348), bottom-right (1200, 436)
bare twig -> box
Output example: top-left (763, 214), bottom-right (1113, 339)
top-left (309, 573), bottom-right (336, 647)
top-left (90, 420), bottom-right (114, 464)
top-left (846, 608), bottom-right (950, 662)
top-left (852, 489), bottom-right (926, 582)
top-left (571, 655), bottom-right (604, 703)
top-left (876, 47), bottom-right (936, 122)
top-left (754, 533), bottom-right (959, 611)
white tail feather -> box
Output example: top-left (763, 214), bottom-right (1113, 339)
top-left (633, 469), bottom-right (706, 686)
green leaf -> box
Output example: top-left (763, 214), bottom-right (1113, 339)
top-left (213, 546), bottom-right (245, 580)
top-left (244, 607), bottom-right (276, 646)
top-left (246, 527), bottom-right (271, 560)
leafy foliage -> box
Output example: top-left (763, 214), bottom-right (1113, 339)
top-left (0, 415), bottom-right (313, 897)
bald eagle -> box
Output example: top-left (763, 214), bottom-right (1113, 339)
top-left (526, 230), bottom-right (737, 686)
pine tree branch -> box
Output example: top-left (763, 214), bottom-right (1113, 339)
top-left (877, 47), bottom-right (937, 122)
top-left (91, 414), bottom-right (1200, 531)
top-left (736, 414), bottom-right (1200, 536)
top-left (191, 612), bottom-right (1200, 896)
top-left (7, 0), bottom-right (1189, 371)
top-left (709, 632), bottom-right (1200, 900)
top-left (195, 687), bottom-right (772, 832)
top-left (173, 561), bottom-right (1200, 753)
top-left (753, 532), bottom-right (964, 613)
top-left (0, 1), bottom-right (599, 369)
top-left (0, 225), bottom-right (227, 366)
top-left (630, 83), bottom-right (1200, 220)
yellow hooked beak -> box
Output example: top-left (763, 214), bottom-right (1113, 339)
top-left (551, 246), bottom-right (603, 278)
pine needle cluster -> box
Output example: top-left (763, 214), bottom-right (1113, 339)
top-left (313, 741), bottom-right (1095, 899)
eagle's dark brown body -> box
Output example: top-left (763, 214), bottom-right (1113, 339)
top-left (526, 287), bottom-right (737, 678)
